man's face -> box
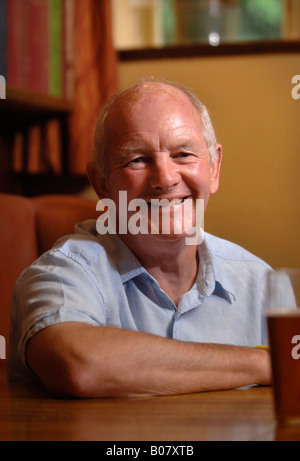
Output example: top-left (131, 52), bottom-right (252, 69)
top-left (100, 84), bottom-right (221, 243)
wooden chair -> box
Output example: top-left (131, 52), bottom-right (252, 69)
top-left (0, 193), bottom-right (98, 380)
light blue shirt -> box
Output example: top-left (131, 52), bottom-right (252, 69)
top-left (8, 220), bottom-right (272, 382)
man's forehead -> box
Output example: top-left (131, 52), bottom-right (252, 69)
top-left (114, 82), bottom-right (193, 111)
top-left (105, 86), bottom-right (204, 155)
top-left (107, 85), bottom-right (200, 134)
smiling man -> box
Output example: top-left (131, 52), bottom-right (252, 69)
top-left (88, 80), bottom-right (221, 305)
top-left (8, 79), bottom-right (272, 397)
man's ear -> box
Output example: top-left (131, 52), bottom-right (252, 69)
top-left (209, 143), bottom-right (222, 195)
top-left (86, 161), bottom-right (109, 199)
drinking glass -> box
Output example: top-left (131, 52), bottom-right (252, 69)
top-left (265, 268), bottom-right (300, 425)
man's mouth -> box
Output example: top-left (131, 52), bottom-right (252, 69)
top-left (146, 196), bottom-right (190, 208)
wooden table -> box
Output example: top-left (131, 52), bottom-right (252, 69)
top-left (0, 380), bottom-right (300, 442)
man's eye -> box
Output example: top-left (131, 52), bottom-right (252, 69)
top-left (175, 152), bottom-right (193, 160)
top-left (126, 157), bottom-right (148, 167)
top-left (131, 157), bottom-right (144, 163)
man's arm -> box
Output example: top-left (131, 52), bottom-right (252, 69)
top-left (26, 322), bottom-right (271, 398)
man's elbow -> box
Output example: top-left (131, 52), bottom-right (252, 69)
top-left (30, 360), bottom-right (95, 398)
top-left (31, 357), bottom-right (125, 399)
top-left (46, 365), bottom-right (94, 398)
top-left (25, 326), bottom-right (115, 398)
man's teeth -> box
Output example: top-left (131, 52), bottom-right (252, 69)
top-left (149, 197), bottom-right (185, 207)
top-left (169, 198), bottom-right (184, 205)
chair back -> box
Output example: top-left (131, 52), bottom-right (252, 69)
top-left (0, 193), bottom-right (98, 379)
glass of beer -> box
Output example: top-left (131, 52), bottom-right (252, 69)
top-left (265, 268), bottom-right (300, 425)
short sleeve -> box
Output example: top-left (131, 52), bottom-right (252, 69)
top-left (13, 248), bottom-right (107, 369)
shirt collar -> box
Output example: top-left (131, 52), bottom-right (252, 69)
top-left (76, 222), bottom-right (147, 282)
top-left (105, 234), bottom-right (147, 282)
top-left (199, 234), bottom-right (236, 303)
top-left (102, 232), bottom-right (235, 303)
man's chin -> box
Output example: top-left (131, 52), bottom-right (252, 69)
top-left (142, 227), bottom-right (202, 246)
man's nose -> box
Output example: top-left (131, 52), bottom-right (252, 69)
top-left (149, 156), bottom-right (181, 190)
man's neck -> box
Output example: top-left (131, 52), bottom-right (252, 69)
top-left (120, 234), bottom-right (199, 306)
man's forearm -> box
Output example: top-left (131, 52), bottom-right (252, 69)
top-left (27, 322), bottom-right (272, 398)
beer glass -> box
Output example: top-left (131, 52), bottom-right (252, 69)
top-left (265, 268), bottom-right (300, 425)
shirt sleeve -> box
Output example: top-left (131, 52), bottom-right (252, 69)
top-left (13, 248), bottom-right (107, 369)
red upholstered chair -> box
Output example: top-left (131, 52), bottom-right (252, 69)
top-left (0, 194), bottom-right (98, 380)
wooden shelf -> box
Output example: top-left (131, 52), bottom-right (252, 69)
top-left (0, 87), bottom-right (74, 113)
top-left (118, 39), bottom-right (300, 62)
